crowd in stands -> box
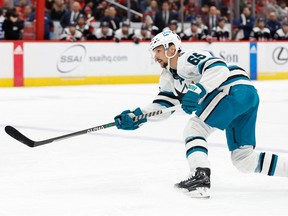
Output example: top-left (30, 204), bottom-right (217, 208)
top-left (1, 0), bottom-right (288, 42)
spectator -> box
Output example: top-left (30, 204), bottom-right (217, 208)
top-left (2, 9), bottom-right (23, 40)
top-left (185, 0), bottom-right (199, 13)
top-left (250, 17), bottom-right (271, 41)
top-left (128, 0), bottom-right (142, 22)
top-left (133, 23), bottom-right (151, 41)
top-left (46, 0), bottom-right (54, 11)
top-left (256, 0), bottom-right (266, 17)
top-left (50, 0), bottom-right (67, 21)
top-left (154, 1), bottom-right (176, 31)
top-left (23, 5), bottom-right (32, 21)
top-left (101, 6), bottom-right (120, 31)
top-left (205, 6), bottom-right (218, 34)
top-left (266, 0), bottom-right (280, 17)
top-left (277, 1), bottom-right (288, 21)
top-left (195, 14), bottom-right (209, 38)
top-left (167, 0), bottom-right (179, 17)
top-left (144, 15), bottom-right (159, 36)
top-left (91, 21), bottom-right (114, 40)
top-left (200, 4), bottom-right (209, 25)
top-left (211, 16), bottom-right (230, 41)
top-left (237, 6), bottom-right (255, 40)
top-left (60, 1), bottom-right (82, 29)
top-left (83, 6), bottom-right (95, 22)
top-left (114, 21), bottom-right (134, 42)
top-left (145, 0), bottom-right (159, 21)
top-left (13, 0), bottom-right (31, 6)
top-left (274, 20), bottom-right (288, 40)
top-left (83, 0), bottom-right (97, 11)
top-left (163, 19), bottom-right (181, 34)
top-left (2, 8), bottom-right (24, 40)
top-left (0, 9), bottom-right (5, 40)
top-left (27, 8), bottom-right (54, 40)
top-left (94, 0), bottom-right (108, 20)
top-left (15, 0), bottom-right (29, 19)
top-left (74, 0), bottom-right (85, 8)
top-left (266, 12), bottom-right (281, 39)
top-left (184, 0), bottom-right (198, 21)
top-left (181, 20), bottom-right (203, 41)
top-left (60, 22), bottom-right (83, 41)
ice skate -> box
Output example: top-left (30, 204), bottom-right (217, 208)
top-left (175, 167), bottom-right (211, 198)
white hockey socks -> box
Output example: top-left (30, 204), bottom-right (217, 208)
top-left (185, 136), bottom-right (210, 172)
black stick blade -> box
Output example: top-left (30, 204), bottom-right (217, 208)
top-left (5, 126), bottom-right (36, 147)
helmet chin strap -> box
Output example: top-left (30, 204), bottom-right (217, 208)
top-left (165, 49), bottom-right (177, 70)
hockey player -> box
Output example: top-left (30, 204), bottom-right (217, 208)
top-left (211, 17), bottom-right (230, 41)
top-left (274, 21), bottom-right (288, 40)
top-left (181, 20), bottom-right (204, 41)
top-left (92, 21), bottom-right (114, 40)
top-left (133, 23), bottom-right (152, 42)
top-left (60, 22), bottom-right (83, 41)
top-left (250, 17), bottom-right (271, 41)
top-left (114, 30), bottom-right (288, 198)
top-left (114, 21), bottom-right (135, 42)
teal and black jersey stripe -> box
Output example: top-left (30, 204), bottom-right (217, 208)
top-left (228, 65), bottom-right (246, 72)
top-left (198, 57), bottom-right (226, 74)
top-left (153, 99), bottom-right (175, 108)
top-left (153, 91), bottom-right (180, 108)
top-left (204, 61), bottom-right (228, 72)
top-left (220, 74), bottom-right (250, 87)
top-left (158, 91), bottom-right (179, 100)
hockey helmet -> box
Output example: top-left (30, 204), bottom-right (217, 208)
top-left (150, 30), bottom-right (181, 52)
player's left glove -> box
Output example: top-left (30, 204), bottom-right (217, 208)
top-left (114, 108), bottom-right (147, 130)
top-left (181, 83), bottom-right (206, 115)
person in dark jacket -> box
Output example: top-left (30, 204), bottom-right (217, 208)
top-left (101, 6), bottom-right (120, 31)
top-left (27, 9), bottom-right (54, 40)
top-left (2, 8), bottom-right (24, 40)
top-left (60, 1), bottom-right (82, 29)
top-left (266, 12), bottom-right (281, 39)
top-left (238, 6), bottom-right (255, 40)
top-left (154, 1), bottom-right (176, 31)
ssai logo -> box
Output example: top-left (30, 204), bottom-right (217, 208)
top-left (56, 44), bottom-right (87, 73)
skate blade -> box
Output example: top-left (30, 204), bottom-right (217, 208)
top-left (176, 187), bottom-right (210, 199)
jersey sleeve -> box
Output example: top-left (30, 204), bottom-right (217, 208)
top-left (142, 70), bottom-right (180, 121)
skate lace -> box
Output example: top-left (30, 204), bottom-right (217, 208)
top-left (179, 174), bottom-right (195, 184)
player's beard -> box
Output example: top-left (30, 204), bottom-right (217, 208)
top-left (162, 62), bottom-right (168, 69)
top-left (157, 60), bottom-right (168, 69)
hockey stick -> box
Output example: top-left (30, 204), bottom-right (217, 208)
top-left (5, 105), bottom-right (180, 148)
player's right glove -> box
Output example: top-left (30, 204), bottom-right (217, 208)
top-left (114, 108), bottom-right (147, 130)
top-left (181, 83), bottom-right (206, 114)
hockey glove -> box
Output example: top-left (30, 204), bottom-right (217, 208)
top-left (114, 108), bottom-right (147, 130)
top-left (181, 83), bottom-right (206, 115)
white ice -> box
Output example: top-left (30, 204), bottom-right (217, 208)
top-left (0, 81), bottom-right (288, 216)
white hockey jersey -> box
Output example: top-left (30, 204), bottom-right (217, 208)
top-left (143, 49), bottom-right (253, 120)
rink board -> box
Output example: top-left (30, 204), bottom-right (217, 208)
top-left (1, 41), bottom-right (288, 87)
top-left (257, 42), bottom-right (288, 80)
top-left (23, 42), bottom-right (160, 86)
top-left (0, 43), bottom-right (14, 87)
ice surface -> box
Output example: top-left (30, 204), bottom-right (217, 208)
top-left (0, 81), bottom-right (288, 216)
